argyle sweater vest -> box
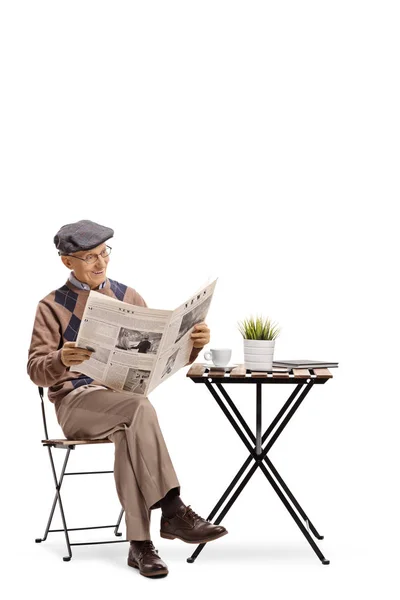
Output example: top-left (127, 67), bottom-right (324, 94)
top-left (27, 276), bottom-right (201, 407)
top-left (26, 276), bottom-right (149, 407)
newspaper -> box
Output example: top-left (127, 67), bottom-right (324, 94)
top-left (70, 277), bottom-right (218, 395)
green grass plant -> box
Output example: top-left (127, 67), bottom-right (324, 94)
top-left (237, 314), bottom-right (281, 340)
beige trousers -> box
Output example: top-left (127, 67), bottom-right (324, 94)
top-left (55, 384), bottom-right (180, 540)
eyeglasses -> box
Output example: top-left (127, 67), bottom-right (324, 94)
top-left (62, 245), bottom-right (112, 265)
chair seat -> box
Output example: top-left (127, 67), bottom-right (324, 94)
top-left (41, 438), bottom-right (112, 446)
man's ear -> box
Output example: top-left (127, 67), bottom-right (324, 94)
top-left (61, 255), bottom-right (72, 269)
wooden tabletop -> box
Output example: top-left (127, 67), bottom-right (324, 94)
top-left (186, 363), bottom-right (333, 383)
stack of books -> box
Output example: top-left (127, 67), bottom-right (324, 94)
top-left (272, 360), bottom-right (338, 371)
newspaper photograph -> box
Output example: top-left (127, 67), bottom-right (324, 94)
top-left (70, 277), bottom-right (218, 395)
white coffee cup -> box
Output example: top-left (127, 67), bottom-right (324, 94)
top-left (204, 348), bottom-right (232, 367)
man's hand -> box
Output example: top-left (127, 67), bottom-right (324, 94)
top-left (190, 322), bottom-right (210, 349)
top-left (61, 341), bottom-right (94, 367)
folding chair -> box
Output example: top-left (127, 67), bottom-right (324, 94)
top-left (35, 386), bottom-right (128, 561)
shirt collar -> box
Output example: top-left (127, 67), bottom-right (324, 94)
top-left (69, 271), bottom-right (107, 291)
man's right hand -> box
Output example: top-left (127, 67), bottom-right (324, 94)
top-left (61, 342), bottom-right (94, 367)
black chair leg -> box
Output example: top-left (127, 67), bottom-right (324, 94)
top-left (35, 446), bottom-right (73, 561)
top-left (114, 508), bottom-right (124, 536)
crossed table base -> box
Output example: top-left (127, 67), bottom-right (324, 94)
top-left (185, 363), bottom-right (333, 566)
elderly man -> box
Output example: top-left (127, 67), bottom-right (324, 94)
top-left (27, 219), bottom-right (227, 578)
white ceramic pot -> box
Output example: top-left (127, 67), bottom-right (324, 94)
top-left (243, 339), bottom-right (276, 371)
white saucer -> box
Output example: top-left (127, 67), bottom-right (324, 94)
top-left (203, 362), bottom-right (238, 371)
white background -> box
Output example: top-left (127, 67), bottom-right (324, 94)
top-left (1, 1), bottom-right (399, 597)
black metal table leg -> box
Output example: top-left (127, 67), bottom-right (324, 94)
top-left (259, 383), bottom-right (325, 541)
top-left (256, 383), bottom-right (262, 455)
top-left (187, 461), bottom-right (259, 563)
top-left (262, 456), bottom-right (324, 540)
top-left (187, 379), bottom-right (329, 565)
top-left (258, 460), bottom-right (329, 564)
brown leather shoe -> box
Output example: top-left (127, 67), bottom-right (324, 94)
top-left (160, 505), bottom-right (228, 544)
top-left (127, 540), bottom-right (168, 577)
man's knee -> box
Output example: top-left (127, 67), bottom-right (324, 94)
top-left (130, 395), bottom-right (157, 423)
top-left (140, 395), bottom-right (156, 416)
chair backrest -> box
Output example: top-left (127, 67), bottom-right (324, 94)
top-left (38, 387), bottom-right (49, 440)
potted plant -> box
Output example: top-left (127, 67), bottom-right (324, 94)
top-left (237, 314), bottom-right (281, 371)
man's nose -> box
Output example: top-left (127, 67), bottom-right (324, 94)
top-left (94, 255), bottom-right (107, 268)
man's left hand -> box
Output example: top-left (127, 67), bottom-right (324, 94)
top-left (191, 322), bottom-right (210, 348)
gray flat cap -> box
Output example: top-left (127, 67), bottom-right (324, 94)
top-left (54, 219), bottom-right (114, 255)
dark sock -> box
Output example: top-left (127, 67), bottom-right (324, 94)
top-left (130, 539), bottom-right (151, 546)
top-left (159, 488), bottom-right (186, 518)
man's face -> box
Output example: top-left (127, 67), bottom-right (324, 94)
top-left (61, 242), bottom-right (110, 289)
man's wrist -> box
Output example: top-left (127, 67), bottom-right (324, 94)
top-left (188, 345), bottom-right (202, 363)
